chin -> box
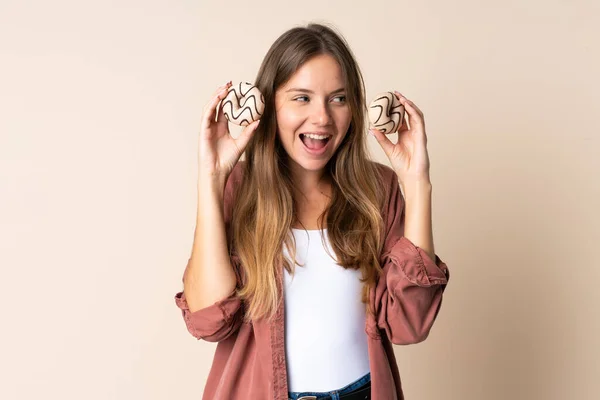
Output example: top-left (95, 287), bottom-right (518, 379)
top-left (290, 154), bottom-right (330, 172)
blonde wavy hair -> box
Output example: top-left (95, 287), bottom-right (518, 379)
top-left (232, 23), bottom-right (390, 323)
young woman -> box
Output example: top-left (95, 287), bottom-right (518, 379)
top-left (175, 23), bottom-right (450, 400)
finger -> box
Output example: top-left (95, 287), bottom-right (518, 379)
top-left (394, 94), bottom-right (424, 130)
top-left (214, 80), bottom-right (232, 97)
top-left (394, 91), bottom-right (424, 118)
top-left (404, 101), bottom-right (426, 133)
top-left (368, 128), bottom-right (395, 157)
top-left (405, 99), bottom-right (424, 117)
top-left (397, 109), bottom-right (409, 132)
top-left (403, 102), bottom-right (428, 146)
top-left (201, 83), bottom-right (232, 129)
top-left (216, 92), bottom-right (229, 126)
top-left (200, 95), bottom-right (223, 130)
top-left (201, 81), bottom-right (231, 118)
top-left (235, 119), bottom-right (261, 151)
top-left (392, 91), bottom-right (410, 131)
top-left (203, 81), bottom-right (231, 114)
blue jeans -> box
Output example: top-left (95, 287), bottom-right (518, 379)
top-left (287, 372), bottom-right (371, 400)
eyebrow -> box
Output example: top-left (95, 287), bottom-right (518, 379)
top-left (285, 87), bottom-right (346, 94)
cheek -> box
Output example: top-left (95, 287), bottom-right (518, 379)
top-left (277, 108), bottom-right (304, 132)
top-left (334, 108), bottom-right (352, 128)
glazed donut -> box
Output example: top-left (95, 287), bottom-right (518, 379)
top-left (221, 82), bottom-right (265, 126)
top-left (368, 92), bottom-right (405, 134)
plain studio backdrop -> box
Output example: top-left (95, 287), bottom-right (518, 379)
top-left (1, 1), bottom-right (598, 399)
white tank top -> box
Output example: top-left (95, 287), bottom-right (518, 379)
top-left (282, 228), bottom-right (370, 392)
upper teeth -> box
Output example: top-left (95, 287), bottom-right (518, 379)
top-left (303, 133), bottom-right (330, 140)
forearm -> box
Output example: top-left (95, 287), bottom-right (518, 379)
top-left (401, 179), bottom-right (436, 262)
top-left (183, 175), bottom-right (237, 312)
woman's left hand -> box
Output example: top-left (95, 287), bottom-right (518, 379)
top-left (370, 91), bottom-right (431, 184)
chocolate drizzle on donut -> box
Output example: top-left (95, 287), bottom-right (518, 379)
top-left (221, 82), bottom-right (265, 126)
top-left (368, 92), bottom-right (404, 134)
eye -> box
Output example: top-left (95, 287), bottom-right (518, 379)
top-left (332, 95), bottom-right (346, 103)
top-left (294, 95), bottom-right (309, 102)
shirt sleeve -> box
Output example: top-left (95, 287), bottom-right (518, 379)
top-left (370, 167), bottom-right (450, 345)
top-left (174, 254), bottom-right (244, 342)
top-left (173, 162), bottom-right (245, 343)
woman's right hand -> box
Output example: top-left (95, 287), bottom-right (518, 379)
top-left (198, 81), bottom-right (261, 182)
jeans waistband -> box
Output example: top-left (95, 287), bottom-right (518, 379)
top-left (287, 372), bottom-right (371, 400)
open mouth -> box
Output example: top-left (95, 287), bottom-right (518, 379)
top-left (299, 133), bottom-right (332, 153)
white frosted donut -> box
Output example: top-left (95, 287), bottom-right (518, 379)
top-left (368, 92), bottom-right (405, 134)
top-left (221, 82), bottom-right (265, 126)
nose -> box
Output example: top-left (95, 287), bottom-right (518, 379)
top-left (310, 100), bottom-right (332, 126)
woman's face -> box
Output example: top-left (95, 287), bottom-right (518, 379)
top-left (275, 54), bottom-right (352, 174)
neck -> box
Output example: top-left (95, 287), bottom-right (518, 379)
top-left (290, 168), bottom-right (331, 199)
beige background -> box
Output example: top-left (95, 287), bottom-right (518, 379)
top-left (1, 0), bottom-right (599, 399)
